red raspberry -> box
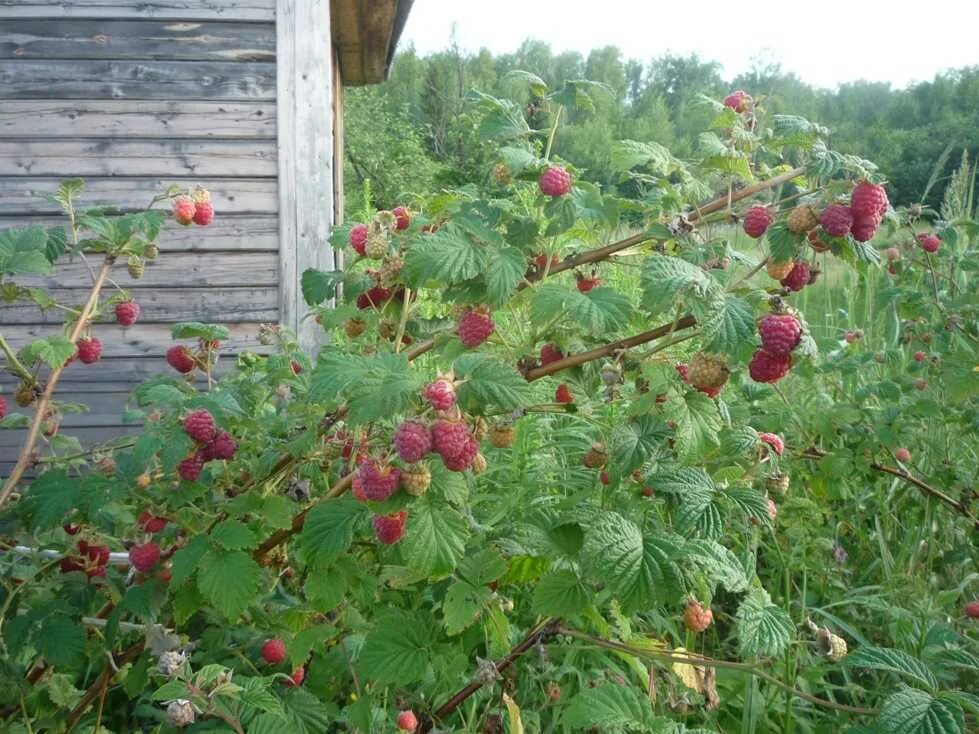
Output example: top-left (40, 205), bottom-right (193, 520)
top-left (261, 639), bottom-right (287, 664)
top-left (291, 360), bottom-right (303, 375)
top-left (423, 379), bottom-right (456, 411)
top-left (576, 274), bottom-right (602, 293)
top-left (192, 201), bottom-right (214, 226)
top-left (60, 556), bottom-right (85, 574)
top-left (913, 350), bottom-right (926, 362)
top-left (373, 511), bottom-right (408, 544)
top-left (742, 205), bottom-right (773, 239)
top-left (458, 308), bottom-right (495, 348)
top-left (183, 409), bottom-right (216, 443)
top-left (964, 601), bottom-right (979, 619)
top-left (356, 285), bottom-right (393, 310)
top-left (540, 343), bottom-right (564, 366)
top-left (758, 313), bottom-right (801, 356)
top-left (0, 395), bottom-right (6, 420)
top-left (129, 542), bottom-right (160, 572)
top-left (820, 204), bottom-right (853, 238)
top-left (780, 262), bottom-right (811, 292)
top-left (723, 90), bottom-right (751, 113)
top-left (202, 431), bottom-right (237, 461)
top-left (397, 710), bottom-right (419, 732)
top-left (349, 223), bottom-right (369, 255)
top-left (172, 196), bottom-right (196, 226)
top-left (394, 421), bottom-right (432, 463)
top-left (895, 447), bottom-right (911, 462)
top-left (851, 215), bottom-right (880, 242)
top-left (76, 337), bottom-right (102, 364)
top-left (748, 349), bottom-right (792, 383)
top-left (166, 345), bottom-right (196, 374)
top-left (431, 420), bottom-right (471, 461)
top-left (534, 252), bottom-right (560, 271)
top-left (683, 600), bottom-right (714, 632)
top-left (442, 438), bottom-right (478, 471)
top-left (392, 206), bottom-right (411, 230)
top-left (538, 165), bottom-right (572, 197)
top-left (138, 510), bottom-right (167, 533)
top-left (555, 383), bottom-right (574, 404)
top-left (356, 459), bottom-right (401, 501)
top-left (641, 486), bottom-right (654, 497)
top-left (850, 181), bottom-right (889, 219)
top-left (698, 385), bottom-right (721, 399)
top-left (675, 363), bottom-right (689, 382)
top-left (916, 233), bottom-right (940, 253)
top-left (79, 541), bottom-right (110, 567)
top-left (282, 666), bottom-right (305, 687)
top-left (758, 432), bottom-right (784, 456)
top-left (115, 301), bottom-right (140, 327)
top-left (63, 522), bottom-right (80, 535)
top-left (178, 453), bottom-right (205, 481)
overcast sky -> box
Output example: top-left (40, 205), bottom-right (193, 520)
top-left (400, 0), bottom-right (979, 89)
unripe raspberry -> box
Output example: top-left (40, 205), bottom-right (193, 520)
top-left (364, 229), bottom-right (389, 260)
top-left (540, 343), bottom-right (564, 365)
top-left (471, 452), bottom-right (487, 475)
top-left (824, 631), bottom-right (848, 661)
top-left (401, 462), bottom-right (431, 496)
top-left (166, 699), bottom-right (196, 727)
top-left (583, 442), bottom-right (607, 469)
top-left (743, 205), bottom-right (773, 238)
top-left (201, 431), bottom-right (237, 461)
top-left (683, 599), bottom-right (713, 632)
top-left (965, 601), bottom-right (979, 619)
top-left (397, 710), bottom-right (419, 732)
top-left (493, 162), bottom-right (512, 185)
top-left (129, 542), bottom-right (160, 572)
top-left (283, 666), bottom-right (305, 687)
top-left (15, 383), bottom-right (36, 407)
top-left (166, 345), bottom-right (196, 374)
top-left (819, 204), bottom-right (853, 238)
top-left (138, 510), bottom-right (167, 533)
top-left (766, 470), bottom-right (790, 495)
top-left (723, 89), bottom-right (751, 113)
top-left (914, 378), bottom-right (927, 391)
top-left (261, 638), bottom-right (287, 664)
top-left (76, 337), bottom-right (102, 364)
top-left (489, 423), bottom-right (516, 448)
top-left (115, 300), bottom-right (140, 327)
top-left (144, 243), bottom-right (160, 260)
top-left (758, 313), bottom-right (801, 356)
top-left (423, 378), bottom-right (456, 411)
top-left (345, 318), bottom-right (367, 338)
top-left (538, 165), bottom-right (572, 197)
top-left (178, 453), bottom-right (205, 481)
top-left (766, 259), bottom-right (795, 281)
top-left (349, 223), bottom-right (369, 255)
top-left (894, 447), bottom-right (911, 462)
top-left (916, 233), bottom-right (940, 253)
top-left (767, 497), bottom-right (778, 521)
top-left (458, 307), bottom-right (495, 348)
top-left (851, 215), bottom-right (880, 243)
top-left (183, 409), bottom-right (216, 443)
top-left (357, 459), bottom-right (401, 501)
top-left (127, 255), bottom-right (144, 279)
top-left (758, 432), bottom-right (784, 456)
top-left (884, 247), bottom-right (900, 262)
top-left (392, 206), bottom-right (411, 231)
top-left (172, 196), bottom-right (196, 225)
top-left (787, 205), bottom-right (819, 234)
top-left (850, 181), bottom-right (889, 219)
top-left (546, 681), bottom-right (562, 702)
top-left (192, 201), bottom-right (214, 226)
top-left (687, 352), bottom-right (729, 390)
top-left (748, 349), bottom-right (792, 383)
top-left (779, 262), bottom-right (811, 292)
top-left (373, 511), bottom-right (407, 544)
top-left (394, 420), bottom-right (433, 463)
top-left (555, 383), bottom-right (574, 404)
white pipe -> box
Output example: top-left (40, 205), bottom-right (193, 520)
top-left (10, 545), bottom-right (132, 565)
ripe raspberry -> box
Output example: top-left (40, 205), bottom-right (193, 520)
top-left (758, 432), bottom-right (784, 456)
top-left (345, 318), bottom-right (367, 338)
top-left (283, 666), bottom-right (305, 687)
top-left (489, 423), bottom-right (516, 448)
top-left (534, 252), bottom-right (560, 271)
top-left (394, 421), bottom-right (433, 463)
top-left (172, 196), bottom-right (196, 225)
top-left (758, 313), bottom-right (801, 356)
top-left (192, 201), bottom-right (214, 226)
top-left (63, 522), bottom-right (80, 535)
top-left (780, 262), bottom-right (811, 292)
top-left (349, 223), bottom-right (369, 255)
top-left (431, 418), bottom-right (469, 457)
top-left (457, 307), bottom-right (495, 348)
top-left (576, 274), bottom-right (602, 293)
top-left (397, 710), bottom-right (419, 732)
top-left (392, 206), bottom-right (411, 231)
top-left (964, 601), bottom-right (979, 619)
top-left (76, 337), bottom-right (102, 364)
top-left (723, 90), bottom-right (751, 113)
top-left (423, 379), bottom-right (455, 411)
top-left (115, 301), bottom-right (140, 327)
top-left (201, 431), bottom-right (237, 461)
top-left (178, 453), bottom-right (205, 481)
top-left (894, 447), bottom-right (911, 462)
top-left (787, 205), bottom-right (819, 234)
top-left (851, 215), bottom-right (880, 243)
top-left (80, 541), bottom-right (110, 567)
top-left (916, 233), bottom-right (940, 253)
top-left (538, 165), bottom-right (572, 197)
top-left (807, 230), bottom-right (831, 253)
top-left (129, 542), bottom-right (160, 572)
top-left (373, 511), bottom-right (408, 544)
top-left (166, 345), bottom-right (196, 374)
top-left (913, 350), bottom-right (926, 362)
top-left (675, 363), bottom-right (690, 382)
top-left (850, 181), bottom-right (889, 219)
top-left (743, 205), bottom-right (773, 238)
top-left (401, 462), bottom-right (431, 496)
top-left (444, 437), bottom-right (478, 471)
top-left (641, 486), bottom-right (655, 497)
top-left (555, 383), bottom-right (574, 404)
top-left (138, 510), bottom-right (167, 533)
top-left (357, 459), bottom-right (401, 501)
top-left (599, 471), bottom-right (610, 485)
top-left (290, 360), bottom-right (303, 375)
top-left (820, 204), bottom-right (853, 238)
top-left (748, 349), bottom-right (792, 383)
top-left (766, 259), bottom-right (795, 281)
top-left (0, 395), bottom-right (6, 420)
top-left (183, 409), bottom-right (216, 443)
top-left (356, 285), bottom-right (393, 310)
top-left (683, 600), bottom-right (713, 632)
top-left (540, 343), bottom-right (564, 366)
top-left (687, 352), bottom-right (729, 390)
top-left (261, 639), bottom-right (287, 664)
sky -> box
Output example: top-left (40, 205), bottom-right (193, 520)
top-left (399, 0), bottom-right (979, 89)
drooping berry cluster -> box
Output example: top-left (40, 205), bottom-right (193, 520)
top-left (171, 187), bottom-right (215, 227)
top-left (177, 409), bottom-right (237, 481)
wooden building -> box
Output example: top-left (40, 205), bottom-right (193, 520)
top-left (0, 0), bottom-right (413, 465)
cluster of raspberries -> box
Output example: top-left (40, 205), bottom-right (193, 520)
top-left (177, 409), bottom-right (237, 481)
top-left (749, 312), bottom-right (802, 383)
top-left (60, 539), bottom-right (112, 579)
top-left (391, 416), bottom-right (480, 473)
top-left (347, 206), bottom-right (412, 255)
top-left (818, 181), bottom-right (889, 242)
top-left (171, 188), bottom-right (215, 227)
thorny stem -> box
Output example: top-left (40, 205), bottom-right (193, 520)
top-left (0, 333), bottom-right (34, 384)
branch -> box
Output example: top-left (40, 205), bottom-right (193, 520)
top-left (65, 639), bottom-right (145, 731)
top-left (0, 333), bottom-right (34, 384)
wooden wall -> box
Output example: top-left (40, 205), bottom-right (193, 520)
top-left (0, 0), bottom-right (336, 469)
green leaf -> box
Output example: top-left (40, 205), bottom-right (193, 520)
top-left (302, 500), bottom-right (365, 566)
top-left (735, 588), bottom-right (794, 659)
top-left (701, 295), bottom-right (756, 354)
top-left (402, 223), bottom-right (487, 286)
top-left (152, 680), bottom-right (190, 701)
top-left (610, 416), bottom-right (669, 472)
top-left (301, 268), bottom-right (344, 306)
top-left (878, 689), bottom-right (963, 734)
top-left (686, 539), bottom-right (750, 593)
top-left (454, 353), bottom-right (533, 412)
top-left (498, 146), bottom-right (539, 176)
top-left (484, 246), bottom-right (527, 306)
top-left (304, 566), bottom-right (347, 612)
top-left (281, 688), bottom-right (335, 734)
top-left (468, 90), bottom-right (532, 140)
top-left (767, 223), bottom-right (804, 263)
top-left (21, 335), bottom-right (76, 370)
top-left (846, 646), bottom-right (938, 690)
top-left (665, 391), bottom-right (722, 463)
top-left (442, 580), bottom-right (492, 635)
top-left (640, 255), bottom-right (717, 315)
top-left (169, 534), bottom-right (210, 587)
top-left (170, 322), bottom-right (231, 342)
top-left (0, 226), bottom-right (53, 274)
top-left (211, 520), bottom-right (258, 551)
top-left (35, 615), bottom-right (86, 668)
top-left (544, 196), bottom-right (578, 236)
top-left (341, 353), bottom-right (425, 424)
top-left (611, 139), bottom-right (675, 174)
top-left (236, 677), bottom-right (284, 716)
top-left (532, 570), bottom-right (590, 617)
top-left (561, 684), bottom-right (660, 731)
top-left (457, 549), bottom-right (507, 586)
top-left (504, 69), bottom-right (549, 97)
top-left (401, 495), bottom-right (469, 577)
top-left (574, 287), bottom-right (633, 334)
top-left (197, 549), bottom-right (261, 620)
top-left (358, 611), bottom-right (434, 685)
top-left (19, 469), bottom-right (81, 531)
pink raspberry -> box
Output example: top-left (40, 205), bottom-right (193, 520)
top-left (442, 437), bottom-right (478, 471)
top-left (192, 201), bottom-right (214, 226)
top-left (373, 511), bottom-right (408, 544)
top-left (723, 90), bottom-right (751, 113)
top-left (183, 409), bottom-right (216, 443)
top-left (538, 165), bottom-right (572, 197)
top-left (397, 710), bottom-right (419, 732)
top-left (394, 421), bottom-right (432, 463)
top-left (261, 639), bottom-right (287, 664)
top-left (539, 343), bottom-right (564, 366)
top-left (748, 349), bottom-right (792, 383)
top-left (850, 181), bottom-right (889, 219)
top-left (758, 313), bottom-right (801, 356)
top-left (743, 205), bottom-right (773, 239)
top-left (0, 395), bottom-right (6, 420)
top-left (423, 378), bottom-right (456, 411)
top-left (758, 432), bottom-right (785, 456)
top-left (851, 215), bottom-right (880, 242)
top-left (431, 420), bottom-right (471, 461)
top-left (172, 196), bottom-right (196, 226)
top-left (767, 498), bottom-right (778, 521)
top-left (283, 667), bottom-right (305, 687)
top-left (916, 233), bottom-right (940, 253)
top-left (895, 447), bottom-right (911, 462)
top-left (138, 510), bottom-right (167, 533)
top-left (166, 345), bottom-right (196, 374)
top-left (356, 459), bottom-right (401, 501)
top-left (178, 453), bottom-right (205, 481)
top-left (76, 337), bottom-right (102, 364)
top-left (780, 262), bottom-right (811, 292)
top-left (349, 224), bottom-right (369, 256)
top-left (820, 204), bottom-right (853, 238)
top-left (129, 542), bottom-right (160, 572)
top-left (115, 301), bottom-right (140, 327)
top-left (913, 350), bottom-right (926, 362)
top-left (458, 308), bottom-right (495, 348)
top-left (201, 431), bottom-right (237, 461)
top-left (392, 206), bottom-right (411, 230)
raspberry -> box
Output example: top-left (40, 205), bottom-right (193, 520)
top-left (723, 90), bottom-right (750, 113)
top-left (172, 196), bottom-right (196, 225)
top-left (115, 301), bottom-right (140, 327)
top-left (282, 666), bottom-right (305, 687)
top-left (76, 337), bottom-right (102, 364)
top-left (0, 395), bottom-right (6, 420)
top-left (356, 459), bottom-right (401, 501)
top-left (489, 423), bottom-right (515, 448)
top-left (820, 204), bottom-right (853, 238)
top-left (80, 540), bottom-right (110, 567)
top-left (394, 421), bottom-right (432, 463)
top-left (471, 452), bottom-right (487, 474)
top-left (63, 522), bottom-right (80, 535)
top-left (748, 349), bottom-right (792, 383)
top-left (540, 343), bottom-right (564, 366)
top-left (401, 462), bottom-right (432, 496)
top-left (373, 511), bottom-right (407, 544)
top-left (423, 378), bottom-right (456, 411)
top-left (767, 471), bottom-right (790, 495)
top-left (431, 418), bottom-right (470, 457)
top-left (780, 262), bottom-right (811, 292)
top-left (758, 432), bottom-right (784, 456)
top-left (687, 352), bottom-right (729, 390)
top-left (167, 700), bottom-right (196, 727)
top-left (851, 215), bottom-right (880, 242)
top-left (127, 255), bottom-right (144, 279)
top-left (583, 442), bottom-right (607, 469)
top-left (138, 510), bottom-right (167, 533)
top-left (850, 181), bottom-right (889, 219)
top-left (392, 206), bottom-right (411, 231)
top-left (129, 542), bottom-right (160, 572)
top-left (202, 431), bottom-right (237, 461)
top-left (916, 233), bottom-right (940, 253)
top-left (534, 252), bottom-right (560, 271)
top-left (965, 601), bottom-right (979, 619)
top-left (183, 409), bottom-right (216, 443)
top-left (758, 313), bottom-right (801, 356)
top-left (576, 274), bottom-right (602, 293)
top-left (807, 230), bottom-right (831, 253)
top-left (397, 710), bottom-right (419, 732)
top-left (290, 360), bottom-right (303, 375)
top-left (555, 383), bottom-right (574, 403)
top-left (742, 205), bottom-right (773, 238)
top-left (766, 259), bottom-right (795, 281)
top-left (884, 247), bottom-right (900, 262)
top-left (641, 486), bottom-right (654, 497)
top-left (767, 498), bottom-right (778, 521)
top-left (178, 453), bottom-right (205, 481)
top-left (683, 600), bottom-right (713, 632)
top-left (365, 229), bottom-right (388, 259)
top-left (913, 350), bottom-right (926, 362)
top-left (458, 307), bottom-right (495, 348)
top-left (538, 165), bottom-right (572, 197)
top-left (787, 205), bottom-right (819, 234)
top-left (261, 639), bottom-right (287, 664)
top-left (894, 447), bottom-right (911, 462)
top-left (675, 363), bottom-right (689, 382)
top-left (349, 223), bottom-right (369, 255)
top-left (166, 345), bottom-right (196, 374)
top-left (192, 201), bottom-right (214, 226)
top-left (444, 438), bottom-right (478, 471)
top-left (356, 285), bottom-right (393, 310)
top-left (345, 318), bottom-right (367, 338)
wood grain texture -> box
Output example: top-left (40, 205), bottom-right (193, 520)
top-left (0, 177), bottom-right (277, 214)
top-left (0, 357), bottom-right (241, 387)
top-left (0, 60), bottom-right (275, 100)
top-left (0, 101), bottom-right (276, 139)
top-left (0, 0), bottom-right (276, 21)
top-left (331, 0), bottom-right (398, 85)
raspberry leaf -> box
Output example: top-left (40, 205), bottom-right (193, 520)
top-left (442, 580), bottom-right (492, 635)
top-left (845, 646), bottom-right (938, 690)
top-left (170, 321), bottom-right (231, 342)
top-left (610, 416), bottom-right (669, 473)
top-left (301, 500), bottom-right (365, 566)
top-left (734, 588), bottom-right (794, 659)
top-left (664, 391), bottom-right (722, 464)
top-left (358, 611), bottom-right (436, 685)
top-left (301, 267), bottom-right (344, 306)
top-left (877, 690), bottom-right (964, 734)
top-left (700, 295), bottom-right (756, 355)
top-left (210, 520), bottom-right (258, 550)
top-left (560, 683), bottom-right (659, 730)
top-left (640, 255), bottom-right (717, 315)
top-left (484, 246), bottom-right (526, 305)
top-left (401, 495), bottom-right (469, 577)
top-left (532, 569), bottom-right (590, 617)
top-left (454, 353), bottom-right (533, 412)
top-left (403, 224), bottom-right (487, 286)
top-left (685, 539), bottom-right (750, 594)
top-left (196, 549), bottom-right (261, 621)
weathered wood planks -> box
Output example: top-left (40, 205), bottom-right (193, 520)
top-left (0, 1), bottom-right (277, 22)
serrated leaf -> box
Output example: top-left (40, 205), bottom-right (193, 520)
top-left (665, 391), bottom-right (722, 463)
top-left (454, 353), bottom-right (533, 412)
top-left (402, 495), bottom-right (469, 577)
top-left (169, 534), bottom-right (209, 588)
top-left (211, 520), bottom-right (258, 550)
top-left (846, 646), bottom-right (938, 690)
top-left (301, 268), bottom-right (344, 306)
top-left (573, 287), bottom-right (633, 334)
top-left (402, 223), bottom-right (487, 286)
top-left (640, 255), bottom-right (717, 315)
top-left (197, 549), bottom-right (261, 620)
top-left (170, 322), bottom-right (231, 341)
top-left (878, 689), bottom-right (963, 734)
top-left (735, 588), bottom-right (793, 659)
top-left (611, 139), bottom-right (675, 174)
top-left (443, 580), bottom-right (492, 635)
top-left (610, 416), bottom-right (669, 472)
top-left (561, 684), bottom-right (659, 730)
top-left (702, 295), bottom-right (756, 353)
top-left (767, 223), bottom-right (804, 263)
top-left (484, 246), bottom-right (527, 306)
top-left (358, 611), bottom-right (434, 685)
top-left (281, 688), bottom-right (335, 734)
top-left (35, 615), bottom-right (86, 668)
top-left (302, 500), bottom-right (365, 566)
top-left (342, 353), bottom-right (425, 424)
top-left (686, 539), bottom-right (750, 593)
top-left (457, 549), bottom-right (507, 586)
top-left (19, 469), bottom-right (81, 531)
top-left (152, 679), bottom-right (190, 701)
top-left (532, 569), bottom-right (590, 617)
